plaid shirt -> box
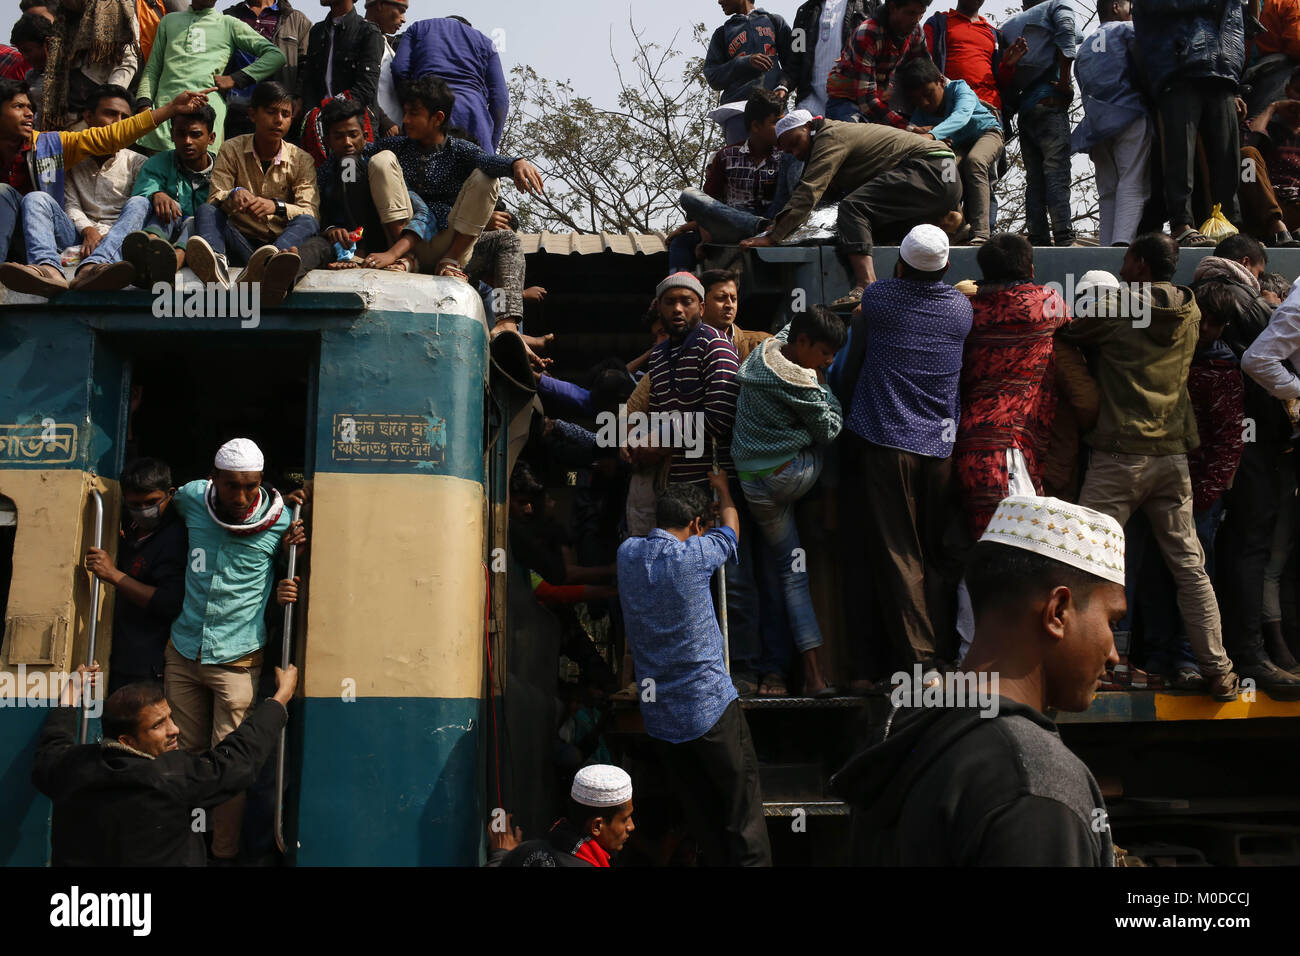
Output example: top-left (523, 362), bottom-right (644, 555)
top-left (702, 140), bottom-right (781, 215)
top-left (826, 17), bottom-right (932, 127)
top-left (0, 46), bottom-right (28, 81)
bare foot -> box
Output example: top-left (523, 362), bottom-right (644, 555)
top-left (522, 332), bottom-right (553, 353)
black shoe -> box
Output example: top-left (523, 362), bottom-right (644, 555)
top-left (1264, 620), bottom-right (1300, 674)
top-left (1237, 660), bottom-right (1300, 701)
top-left (1270, 231), bottom-right (1300, 248)
top-left (120, 230), bottom-right (152, 287)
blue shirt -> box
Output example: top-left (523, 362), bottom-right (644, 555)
top-left (1001, 0), bottom-right (1080, 111)
top-left (909, 79), bottom-right (1001, 151)
top-left (1072, 21), bottom-right (1148, 152)
top-left (847, 278), bottom-right (972, 458)
top-left (618, 526), bottom-right (738, 744)
top-left (169, 480), bottom-right (291, 664)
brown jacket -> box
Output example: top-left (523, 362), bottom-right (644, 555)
top-left (1041, 341), bottom-right (1099, 501)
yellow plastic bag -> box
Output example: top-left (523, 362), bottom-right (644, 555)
top-left (1199, 203), bottom-right (1238, 242)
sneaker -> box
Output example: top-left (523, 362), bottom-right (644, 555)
top-left (120, 230), bottom-right (153, 287)
top-left (186, 236), bottom-right (229, 289)
top-left (235, 243), bottom-right (277, 287)
top-left (70, 260), bottom-right (136, 291)
top-left (0, 262), bottom-right (68, 296)
top-left (260, 250), bottom-right (300, 307)
top-left (1208, 670), bottom-right (1240, 702)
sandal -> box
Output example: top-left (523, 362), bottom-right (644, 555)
top-left (731, 676), bottom-right (759, 698)
top-left (829, 286), bottom-right (866, 310)
top-left (1172, 227), bottom-right (1215, 247)
top-left (758, 672), bottom-right (788, 698)
top-left (436, 257), bottom-right (469, 281)
top-left (384, 255), bottom-right (415, 272)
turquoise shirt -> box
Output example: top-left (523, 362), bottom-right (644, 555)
top-left (169, 480), bottom-right (291, 664)
top-left (911, 79), bottom-right (1002, 151)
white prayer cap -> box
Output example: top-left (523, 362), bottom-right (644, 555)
top-left (1077, 269), bottom-right (1121, 297)
top-left (571, 764), bottom-right (633, 808)
top-left (899, 224), bottom-right (949, 272)
top-left (775, 109), bottom-right (814, 139)
top-left (979, 495), bottom-right (1125, 586)
top-left (214, 438), bottom-right (265, 473)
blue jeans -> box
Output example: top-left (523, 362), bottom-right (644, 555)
top-left (196, 204), bottom-right (319, 266)
top-left (83, 195), bottom-right (150, 266)
top-left (826, 97), bottom-right (861, 122)
top-left (679, 188), bottom-right (764, 244)
top-left (668, 231), bottom-right (698, 273)
top-left (740, 448), bottom-right (825, 658)
top-left (143, 209), bottom-right (196, 247)
top-left (1017, 102), bottom-right (1075, 244)
top-left (0, 184), bottom-right (19, 262)
top-left (724, 477), bottom-right (762, 683)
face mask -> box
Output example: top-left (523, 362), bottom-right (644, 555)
top-left (127, 494), bottom-right (171, 531)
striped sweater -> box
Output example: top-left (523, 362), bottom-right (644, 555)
top-left (647, 322), bottom-right (740, 484)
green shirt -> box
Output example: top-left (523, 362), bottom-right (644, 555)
top-left (169, 480), bottom-right (291, 665)
top-left (136, 8), bottom-right (285, 154)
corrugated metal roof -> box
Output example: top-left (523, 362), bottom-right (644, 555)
top-left (519, 231), bottom-right (668, 256)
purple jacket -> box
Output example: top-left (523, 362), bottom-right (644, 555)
top-left (392, 17), bottom-right (509, 153)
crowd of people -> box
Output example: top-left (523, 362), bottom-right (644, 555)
top-left (21, 0), bottom-right (1300, 867)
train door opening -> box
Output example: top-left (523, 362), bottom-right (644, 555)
top-left (117, 335), bottom-right (315, 864)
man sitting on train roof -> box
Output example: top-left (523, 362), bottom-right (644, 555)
top-left (32, 661), bottom-right (299, 866)
top-left (487, 765), bottom-right (636, 867)
top-left (0, 78), bottom-right (213, 283)
top-left (187, 81), bottom-right (318, 306)
top-left (119, 102), bottom-right (220, 289)
top-left (739, 109), bottom-right (964, 308)
top-left (0, 83), bottom-right (156, 295)
top-left (164, 437), bottom-right (306, 864)
top-left (294, 97), bottom-right (429, 279)
top-left (364, 75), bottom-right (545, 357)
top-left (831, 495), bottom-right (1123, 866)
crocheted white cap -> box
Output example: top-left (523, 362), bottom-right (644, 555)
top-left (571, 764), bottom-right (633, 808)
top-left (979, 495), bottom-right (1125, 586)
top-left (775, 109), bottom-right (813, 139)
top-left (214, 438), bottom-right (265, 473)
top-left (899, 224), bottom-right (949, 272)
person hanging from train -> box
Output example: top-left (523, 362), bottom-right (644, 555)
top-left (0, 79), bottom-right (213, 291)
top-left (618, 477), bottom-right (772, 866)
top-left (293, 96), bottom-right (427, 278)
top-left (188, 81), bottom-right (319, 306)
top-left (84, 457), bottom-right (188, 697)
top-left (487, 765), bottom-right (636, 867)
top-left (119, 102), bottom-right (220, 290)
top-left (163, 437), bottom-right (306, 865)
top-left (831, 495), bottom-right (1124, 866)
top-left (32, 660), bottom-right (300, 866)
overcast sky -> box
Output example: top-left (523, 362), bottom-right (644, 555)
top-left (0, 0), bottom-right (1055, 103)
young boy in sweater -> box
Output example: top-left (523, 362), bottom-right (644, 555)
top-left (121, 103), bottom-right (218, 288)
top-left (732, 304), bottom-right (845, 697)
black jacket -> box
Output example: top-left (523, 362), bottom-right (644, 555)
top-left (484, 820), bottom-right (595, 867)
top-left (108, 509), bottom-right (187, 681)
top-left (831, 697), bottom-right (1114, 866)
top-left (32, 700), bottom-right (286, 866)
top-left (787, 0), bottom-right (873, 103)
top-left (1192, 274), bottom-right (1290, 443)
top-left (301, 9), bottom-right (385, 110)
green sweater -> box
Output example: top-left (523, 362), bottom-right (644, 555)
top-left (136, 8), bottom-right (285, 154)
top-left (1059, 282), bottom-right (1201, 455)
top-left (732, 325), bottom-right (843, 476)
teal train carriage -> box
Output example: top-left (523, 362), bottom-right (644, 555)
top-left (0, 270), bottom-right (515, 866)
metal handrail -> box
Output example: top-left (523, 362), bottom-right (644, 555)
top-left (78, 489), bottom-right (104, 744)
top-left (274, 502), bottom-right (303, 854)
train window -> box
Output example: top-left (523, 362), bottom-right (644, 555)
top-left (0, 494), bottom-right (13, 624)
top-left (124, 340), bottom-right (312, 488)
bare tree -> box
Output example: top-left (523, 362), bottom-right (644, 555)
top-left (499, 19), bottom-right (721, 233)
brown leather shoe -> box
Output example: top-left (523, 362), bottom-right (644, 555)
top-left (0, 262), bottom-right (68, 296)
top-left (1208, 671), bottom-right (1240, 702)
top-left (70, 260), bottom-right (136, 291)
